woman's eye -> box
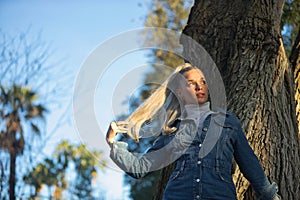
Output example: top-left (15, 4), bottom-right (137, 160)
top-left (187, 80), bottom-right (206, 87)
top-left (188, 82), bottom-right (196, 87)
top-left (200, 80), bottom-right (206, 85)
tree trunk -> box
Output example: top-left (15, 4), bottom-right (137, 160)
top-left (154, 0), bottom-right (300, 199)
top-left (9, 149), bottom-right (16, 200)
top-left (153, 164), bottom-right (174, 200)
top-left (290, 28), bottom-right (300, 136)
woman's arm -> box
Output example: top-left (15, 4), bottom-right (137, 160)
top-left (106, 121), bottom-right (172, 179)
top-left (110, 134), bottom-right (169, 179)
top-left (231, 115), bottom-right (280, 200)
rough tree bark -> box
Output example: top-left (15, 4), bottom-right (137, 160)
top-left (154, 0), bottom-right (300, 199)
top-left (290, 28), bottom-right (300, 136)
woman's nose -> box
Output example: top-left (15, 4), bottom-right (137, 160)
top-left (195, 84), bottom-right (201, 91)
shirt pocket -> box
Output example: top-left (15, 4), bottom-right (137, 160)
top-left (213, 118), bottom-right (235, 153)
top-left (202, 159), bottom-right (233, 183)
top-left (217, 169), bottom-right (233, 183)
top-left (216, 160), bottom-right (233, 183)
top-left (174, 123), bottom-right (197, 148)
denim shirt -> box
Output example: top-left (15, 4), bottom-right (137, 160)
top-left (110, 111), bottom-right (278, 200)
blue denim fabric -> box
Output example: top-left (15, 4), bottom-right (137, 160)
top-left (110, 111), bottom-right (277, 200)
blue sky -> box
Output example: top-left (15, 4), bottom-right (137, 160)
top-left (0, 0), bottom-right (151, 199)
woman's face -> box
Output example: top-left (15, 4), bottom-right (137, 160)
top-left (177, 68), bottom-right (209, 105)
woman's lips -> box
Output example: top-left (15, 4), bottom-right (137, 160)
top-left (196, 92), bottom-right (205, 98)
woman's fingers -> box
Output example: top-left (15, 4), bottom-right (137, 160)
top-left (111, 121), bottom-right (129, 133)
top-left (106, 121), bottom-right (130, 146)
top-left (114, 127), bottom-right (128, 133)
top-left (115, 121), bottom-right (128, 124)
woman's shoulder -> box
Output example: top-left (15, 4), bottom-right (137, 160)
top-left (212, 108), bottom-right (242, 126)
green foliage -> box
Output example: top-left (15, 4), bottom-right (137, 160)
top-left (23, 140), bottom-right (106, 199)
top-left (126, 170), bottom-right (161, 200)
top-left (0, 84), bottom-right (46, 137)
top-left (143, 0), bottom-right (192, 67)
top-left (140, 0), bottom-right (193, 101)
top-left (0, 84), bottom-right (46, 199)
top-left (0, 29), bottom-right (70, 200)
top-left (281, 0), bottom-right (300, 55)
top-left (23, 158), bottom-right (67, 198)
top-left (0, 84), bottom-right (46, 153)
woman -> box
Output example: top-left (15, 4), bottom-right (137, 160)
top-left (106, 63), bottom-right (280, 200)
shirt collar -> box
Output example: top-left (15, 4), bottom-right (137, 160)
top-left (183, 102), bottom-right (210, 119)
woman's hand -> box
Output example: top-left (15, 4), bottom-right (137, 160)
top-left (106, 121), bottom-right (128, 146)
top-left (273, 194), bottom-right (281, 200)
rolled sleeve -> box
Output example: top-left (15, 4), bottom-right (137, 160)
top-left (257, 182), bottom-right (278, 200)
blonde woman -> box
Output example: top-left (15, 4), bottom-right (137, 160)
top-left (106, 63), bottom-right (280, 200)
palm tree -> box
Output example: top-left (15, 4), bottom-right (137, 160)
top-left (0, 84), bottom-right (46, 200)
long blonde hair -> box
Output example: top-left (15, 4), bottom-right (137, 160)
top-left (126, 63), bottom-right (197, 142)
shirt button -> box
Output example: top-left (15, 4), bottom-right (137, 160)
top-left (199, 143), bottom-right (202, 147)
top-left (197, 161), bottom-right (201, 165)
top-left (196, 195), bottom-right (200, 199)
top-left (196, 178), bottom-right (200, 182)
top-left (203, 127), bottom-right (208, 131)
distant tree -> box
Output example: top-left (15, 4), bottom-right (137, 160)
top-left (0, 85), bottom-right (46, 200)
top-left (0, 29), bottom-right (71, 199)
top-left (281, 0), bottom-right (300, 55)
top-left (63, 142), bottom-right (106, 199)
top-left (24, 141), bottom-right (106, 199)
top-left (23, 157), bottom-right (67, 199)
top-left (142, 0), bottom-right (194, 94)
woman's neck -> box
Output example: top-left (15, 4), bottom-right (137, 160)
top-left (184, 102), bottom-right (210, 119)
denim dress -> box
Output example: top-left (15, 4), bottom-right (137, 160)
top-left (110, 111), bottom-right (278, 200)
